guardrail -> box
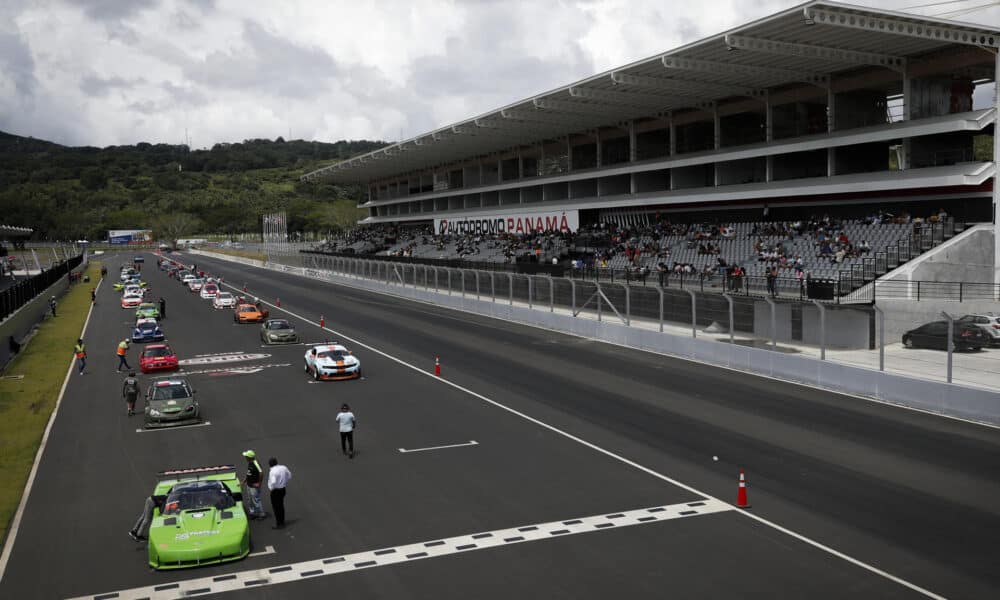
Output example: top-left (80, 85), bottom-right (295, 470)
top-left (874, 279), bottom-right (1000, 301)
top-left (0, 255), bottom-right (84, 322)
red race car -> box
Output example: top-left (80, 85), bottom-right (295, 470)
top-left (140, 343), bottom-right (179, 374)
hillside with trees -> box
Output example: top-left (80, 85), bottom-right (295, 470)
top-left (0, 131), bottom-right (388, 241)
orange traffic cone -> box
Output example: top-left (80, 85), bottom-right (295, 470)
top-left (319, 315), bottom-right (325, 328)
top-left (434, 357), bottom-right (441, 376)
top-left (736, 469), bottom-right (750, 508)
top-left (276, 298), bottom-right (281, 307)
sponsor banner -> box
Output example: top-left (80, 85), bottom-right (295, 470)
top-left (108, 229), bottom-right (153, 245)
top-left (435, 210), bottom-right (578, 236)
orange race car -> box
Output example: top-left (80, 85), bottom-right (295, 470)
top-left (233, 303), bottom-right (268, 323)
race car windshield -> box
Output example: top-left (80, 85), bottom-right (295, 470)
top-left (163, 481), bottom-right (235, 514)
top-left (240, 306), bottom-right (256, 313)
top-left (317, 350), bottom-right (347, 359)
top-left (137, 323), bottom-right (157, 331)
top-left (144, 347), bottom-right (172, 358)
top-left (267, 321), bottom-right (291, 330)
top-left (217, 293), bottom-right (232, 299)
top-left (152, 385), bottom-right (191, 401)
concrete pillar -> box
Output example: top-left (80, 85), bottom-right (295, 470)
top-left (628, 120), bottom-right (637, 162)
top-left (668, 114), bottom-right (676, 156)
top-left (713, 103), bottom-right (720, 151)
top-left (567, 136), bottom-right (573, 172)
top-left (595, 131), bottom-right (602, 168)
top-left (901, 66), bottom-right (911, 170)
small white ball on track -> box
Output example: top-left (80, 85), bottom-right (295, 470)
top-left (712, 456), bottom-right (718, 461)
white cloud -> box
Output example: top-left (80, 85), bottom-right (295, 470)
top-left (3, 0), bottom-right (1000, 147)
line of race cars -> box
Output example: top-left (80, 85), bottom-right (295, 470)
top-left (111, 254), bottom-right (362, 569)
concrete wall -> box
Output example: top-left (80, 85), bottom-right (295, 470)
top-left (192, 250), bottom-right (1000, 425)
top-left (907, 228), bottom-right (994, 283)
top-left (753, 302), bottom-right (792, 342)
top-left (802, 306), bottom-right (870, 349)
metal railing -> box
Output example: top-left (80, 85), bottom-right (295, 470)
top-left (874, 279), bottom-right (1000, 301)
top-left (0, 255), bottom-right (84, 322)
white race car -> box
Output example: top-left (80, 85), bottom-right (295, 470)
top-left (212, 291), bottom-right (237, 309)
top-left (303, 343), bottom-right (361, 381)
top-left (199, 283), bottom-right (219, 299)
top-left (121, 292), bottom-right (143, 309)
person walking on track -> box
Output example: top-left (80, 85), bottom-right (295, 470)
top-left (267, 457), bottom-right (292, 529)
top-left (116, 339), bottom-right (132, 372)
top-left (122, 371), bottom-right (140, 416)
top-left (240, 450), bottom-right (266, 519)
top-left (336, 403), bottom-right (356, 458)
top-left (49, 296), bottom-right (57, 317)
top-left (90, 288), bottom-right (96, 304)
top-left (158, 296), bottom-right (166, 319)
top-left (74, 339), bottom-right (87, 375)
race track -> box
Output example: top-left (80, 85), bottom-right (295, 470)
top-left (0, 251), bottom-right (997, 599)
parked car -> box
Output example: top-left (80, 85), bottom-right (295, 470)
top-left (957, 314), bottom-right (1000, 347)
top-left (902, 321), bottom-right (987, 351)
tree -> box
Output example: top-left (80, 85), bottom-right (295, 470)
top-left (153, 213), bottom-right (202, 248)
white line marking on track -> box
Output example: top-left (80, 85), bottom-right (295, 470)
top-left (399, 440), bottom-right (478, 453)
top-left (248, 545), bottom-right (277, 558)
top-left (0, 274), bottom-right (102, 585)
top-left (135, 421), bottom-right (212, 433)
top-left (70, 499), bottom-right (729, 600)
top-left (208, 273), bottom-right (949, 600)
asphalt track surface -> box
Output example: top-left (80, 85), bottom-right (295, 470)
top-left (0, 252), bottom-right (998, 599)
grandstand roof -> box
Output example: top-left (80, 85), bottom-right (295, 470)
top-left (304, 1), bottom-right (1000, 185)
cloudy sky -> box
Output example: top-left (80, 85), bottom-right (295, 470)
top-left (2, 0), bottom-right (1000, 148)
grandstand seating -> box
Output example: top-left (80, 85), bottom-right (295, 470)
top-left (315, 211), bottom-right (961, 293)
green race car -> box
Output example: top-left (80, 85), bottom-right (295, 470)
top-left (136, 303), bottom-right (161, 319)
top-left (147, 466), bottom-right (251, 569)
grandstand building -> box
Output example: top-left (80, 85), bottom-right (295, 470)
top-left (304, 1), bottom-right (1000, 284)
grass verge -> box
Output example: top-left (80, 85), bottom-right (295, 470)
top-left (0, 261), bottom-right (100, 545)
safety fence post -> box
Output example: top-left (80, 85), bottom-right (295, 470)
top-left (622, 283), bottom-right (630, 326)
top-left (765, 297), bottom-right (777, 349)
top-left (812, 300), bottom-right (826, 360)
top-left (684, 289), bottom-right (696, 338)
top-left (527, 276), bottom-right (533, 309)
top-left (941, 311), bottom-right (954, 383)
top-left (549, 277), bottom-right (554, 313)
top-left (658, 286), bottom-right (664, 332)
top-left (724, 293), bottom-right (734, 345)
top-left (873, 304), bottom-right (885, 371)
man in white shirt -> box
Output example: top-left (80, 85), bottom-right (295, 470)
top-left (267, 457), bottom-right (292, 529)
top-left (336, 403), bottom-right (356, 458)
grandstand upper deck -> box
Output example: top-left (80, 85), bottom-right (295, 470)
top-left (304, 1), bottom-right (1000, 199)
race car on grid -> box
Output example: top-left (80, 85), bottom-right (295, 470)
top-left (187, 278), bottom-right (205, 292)
top-left (260, 318), bottom-right (299, 345)
top-left (140, 343), bottom-right (178, 373)
top-left (234, 303), bottom-right (266, 323)
top-left (213, 292), bottom-right (237, 309)
top-left (132, 318), bottom-right (165, 343)
top-left (144, 377), bottom-right (200, 428)
top-left (303, 343), bottom-right (361, 380)
top-left (121, 291), bottom-right (144, 309)
top-left (136, 302), bottom-right (161, 320)
top-left (199, 283), bottom-right (219, 299)
top-left (145, 466), bottom-right (250, 570)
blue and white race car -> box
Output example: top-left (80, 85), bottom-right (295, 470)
top-left (303, 343), bottom-right (361, 381)
top-left (132, 318), bottom-right (165, 343)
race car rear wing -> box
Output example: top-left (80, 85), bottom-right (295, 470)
top-left (157, 465), bottom-right (237, 482)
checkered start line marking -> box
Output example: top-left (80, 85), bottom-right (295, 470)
top-left (70, 498), bottom-right (731, 600)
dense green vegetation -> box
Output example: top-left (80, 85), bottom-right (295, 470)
top-left (0, 131), bottom-right (387, 241)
